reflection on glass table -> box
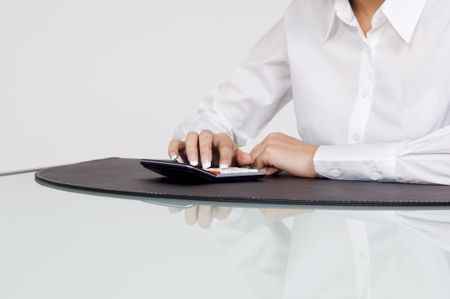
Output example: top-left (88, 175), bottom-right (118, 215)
top-left (1, 171), bottom-right (449, 299)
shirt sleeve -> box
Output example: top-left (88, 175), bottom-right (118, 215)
top-left (313, 125), bottom-right (450, 185)
top-left (173, 15), bottom-right (292, 146)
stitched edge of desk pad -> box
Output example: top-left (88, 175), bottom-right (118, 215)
top-left (35, 157), bottom-right (450, 206)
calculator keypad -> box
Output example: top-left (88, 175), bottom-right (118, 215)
top-left (206, 167), bottom-right (260, 175)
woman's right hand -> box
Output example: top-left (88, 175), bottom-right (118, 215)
top-left (168, 130), bottom-right (253, 169)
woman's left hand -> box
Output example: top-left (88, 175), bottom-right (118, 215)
top-left (250, 132), bottom-right (318, 177)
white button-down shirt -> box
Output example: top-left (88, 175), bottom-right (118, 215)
top-left (175, 0), bottom-right (450, 298)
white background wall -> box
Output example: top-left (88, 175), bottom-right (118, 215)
top-left (0, 0), bottom-right (296, 173)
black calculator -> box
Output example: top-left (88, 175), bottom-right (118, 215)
top-left (140, 159), bottom-right (265, 182)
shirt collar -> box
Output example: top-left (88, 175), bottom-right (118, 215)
top-left (381, 0), bottom-right (428, 43)
top-left (324, 0), bottom-right (428, 44)
top-left (324, 0), bottom-right (353, 42)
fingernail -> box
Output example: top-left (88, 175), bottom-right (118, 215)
top-left (219, 164), bottom-right (228, 169)
top-left (190, 160), bottom-right (198, 166)
top-left (202, 161), bottom-right (211, 169)
top-left (171, 155), bottom-right (178, 160)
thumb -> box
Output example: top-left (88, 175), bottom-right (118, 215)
top-left (236, 149), bottom-right (254, 166)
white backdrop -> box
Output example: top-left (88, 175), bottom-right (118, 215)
top-left (0, 0), bottom-right (296, 173)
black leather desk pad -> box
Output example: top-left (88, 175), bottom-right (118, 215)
top-left (35, 157), bottom-right (450, 207)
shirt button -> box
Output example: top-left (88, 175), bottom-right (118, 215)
top-left (330, 168), bottom-right (342, 178)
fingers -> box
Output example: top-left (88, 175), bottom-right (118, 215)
top-left (253, 155), bottom-right (269, 170)
top-left (185, 205), bottom-right (199, 225)
top-left (213, 207), bottom-right (233, 220)
top-left (251, 142), bottom-right (270, 170)
top-left (183, 205), bottom-right (213, 228)
top-left (172, 132), bottom-right (280, 173)
top-left (175, 130), bottom-right (215, 168)
top-left (185, 132), bottom-right (199, 166)
top-left (171, 131), bottom-right (246, 168)
top-left (198, 205), bottom-right (213, 228)
top-left (235, 149), bottom-right (254, 166)
top-left (213, 133), bottom-right (234, 168)
top-left (199, 130), bottom-right (214, 169)
top-left (170, 205), bottom-right (232, 228)
top-left (264, 166), bottom-right (280, 175)
top-left (168, 139), bottom-right (183, 160)
top-left (213, 134), bottom-right (252, 168)
top-left (250, 142), bottom-right (264, 164)
top-left (168, 206), bottom-right (183, 213)
top-left (250, 133), bottom-right (281, 170)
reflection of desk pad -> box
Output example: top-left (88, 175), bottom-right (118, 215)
top-left (35, 157), bottom-right (450, 207)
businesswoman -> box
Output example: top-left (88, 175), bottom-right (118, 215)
top-left (169, 0), bottom-right (450, 185)
top-left (167, 0), bottom-right (450, 298)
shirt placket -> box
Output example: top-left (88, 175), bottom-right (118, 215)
top-left (346, 19), bottom-right (383, 145)
top-left (345, 31), bottom-right (378, 298)
top-left (334, 7), bottom-right (387, 299)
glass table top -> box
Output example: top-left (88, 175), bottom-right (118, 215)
top-left (1, 171), bottom-right (449, 299)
